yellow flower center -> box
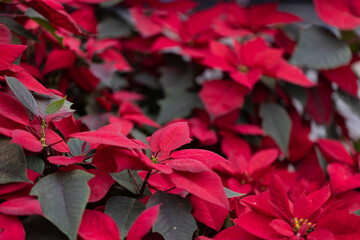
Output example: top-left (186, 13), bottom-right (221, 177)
top-left (292, 218), bottom-right (314, 235)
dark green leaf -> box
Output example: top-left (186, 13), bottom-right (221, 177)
top-left (26, 155), bottom-right (45, 175)
top-left (147, 191), bottom-right (197, 240)
top-left (105, 196), bottom-right (145, 240)
top-left (290, 25), bottom-right (351, 70)
top-left (157, 91), bottom-right (202, 124)
top-left (5, 76), bottom-right (39, 116)
top-left (260, 103), bottom-right (292, 155)
top-left (45, 96), bottom-right (67, 116)
top-left (0, 16), bottom-right (36, 40)
top-left (0, 142), bottom-right (29, 184)
top-left (67, 138), bottom-right (89, 156)
top-left (224, 187), bottom-right (245, 198)
top-left (30, 170), bottom-right (93, 240)
top-left (23, 215), bottom-right (68, 240)
top-left (98, 15), bottom-right (131, 39)
top-left (111, 170), bottom-right (151, 195)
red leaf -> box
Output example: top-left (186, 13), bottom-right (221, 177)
top-left (171, 149), bottom-right (233, 174)
top-left (147, 122), bottom-right (192, 153)
top-left (5, 64), bottom-right (51, 95)
top-left (269, 219), bottom-right (293, 237)
top-left (70, 130), bottom-right (149, 149)
top-left (327, 163), bottom-right (360, 194)
top-left (53, 115), bottom-right (78, 138)
top-left (47, 156), bottom-right (84, 166)
top-left (130, 7), bottom-right (163, 38)
top-left (127, 205), bottom-right (160, 240)
top-left (317, 138), bottom-right (354, 165)
top-left (11, 130), bottom-right (43, 152)
top-left (0, 44), bottom-right (26, 71)
top-left (269, 174), bottom-right (291, 219)
top-left (307, 230), bottom-right (335, 240)
top-left (71, 8), bottom-right (97, 34)
top-left (231, 124), bottom-right (265, 136)
top-left (0, 91), bottom-right (29, 126)
top-left (322, 60), bottom-right (358, 96)
top-left (43, 49), bottom-right (76, 75)
top-left (191, 195), bottom-right (228, 231)
top-left (213, 226), bottom-right (259, 240)
top-left (87, 169), bottom-right (114, 203)
top-left (169, 170), bottom-right (229, 209)
top-left (0, 197), bottom-right (43, 216)
top-left (0, 213), bottom-right (25, 240)
top-left (317, 211), bottom-right (360, 238)
top-left (275, 61), bottom-right (314, 87)
top-left (199, 80), bottom-right (248, 116)
top-left (305, 82), bottom-right (333, 124)
top-left (27, 0), bottom-right (84, 35)
top-left (78, 210), bottom-right (120, 240)
top-left (314, 0), bottom-right (360, 30)
top-left (248, 149), bottom-right (278, 176)
top-left (248, 3), bottom-right (301, 27)
top-left (165, 159), bottom-right (210, 172)
top-left (45, 129), bottom-right (69, 152)
top-left (236, 211), bottom-right (283, 240)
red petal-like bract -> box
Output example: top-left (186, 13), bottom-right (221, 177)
top-left (199, 80), bottom-right (248, 116)
top-left (317, 138), bottom-right (354, 165)
top-left (0, 91), bottom-right (29, 126)
top-left (27, 0), bottom-right (84, 35)
top-left (47, 155), bottom-right (84, 165)
top-left (0, 197), bottom-right (43, 216)
top-left (87, 169), bottom-right (114, 202)
top-left (191, 195), bottom-right (228, 231)
top-left (213, 226), bottom-right (259, 240)
top-left (314, 0), bottom-right (360, 29)
top-left (127, 205), bottom-right (160, 240)
top-left (147, 122), bottom-right (192, 153)
top-left (248, 149), bottom-right (278, 175)
top-left (0, 213), bottom-right (25, 240)
top-left (0, 44), bottom-right (26, 71)
top-left (70, 130), bottom-right (149, 149)
top-left (43, 49), bottom-right (76, 75)
top-left (11, 130), bottom-right (43, 152)
top-left (169, 169), bottom-right (229, 209)
top-left (78, 210), bottom-right (120, 240)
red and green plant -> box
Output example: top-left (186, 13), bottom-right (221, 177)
top-left (0, 0), bottom-right (360, 239)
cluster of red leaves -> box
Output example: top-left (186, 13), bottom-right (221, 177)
top-left (0, 0), bottom-right (360, 239)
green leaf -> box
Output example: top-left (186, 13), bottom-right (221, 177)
top-left (260, 103), bottom-right (292, 155)
top-left (23, 215), bottom-right (68, 240)
top-left (26, 155), bottom-right (45, 175)
top-left (224, 187), bottom-right (245, 198)
top-left (147, 191), bottom-right (197, 240)
top-left (67, 138), bottom-right (89, 157)
top-left (45, 96), bottom-right (67, 116)
top-left (30, 169), bottom-right (93, 240)
top-left (0, 16), bottom-right (36, 40)
top-left (105, 196), bottom-right (145, 240)
top-left (110, 170), bottom-right (151, 195)
top-left (34, 93), bottom-right (74, 121)
top-left (98, 15), bottom-right (131, 39)
top-left (290, 25), bottom-right (351, 70)
top-left (0, 142), bottom-right (30, 184)
top-left (5, 76), bottom-right (39, 116)
top-left (157, 91), bottom-right (202, 124)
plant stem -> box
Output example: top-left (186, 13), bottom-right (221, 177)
top-left (139, 170), bottom-right (152, 199)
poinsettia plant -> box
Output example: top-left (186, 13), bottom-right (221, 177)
top-left (1, 0), bottom-right (360, 239)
